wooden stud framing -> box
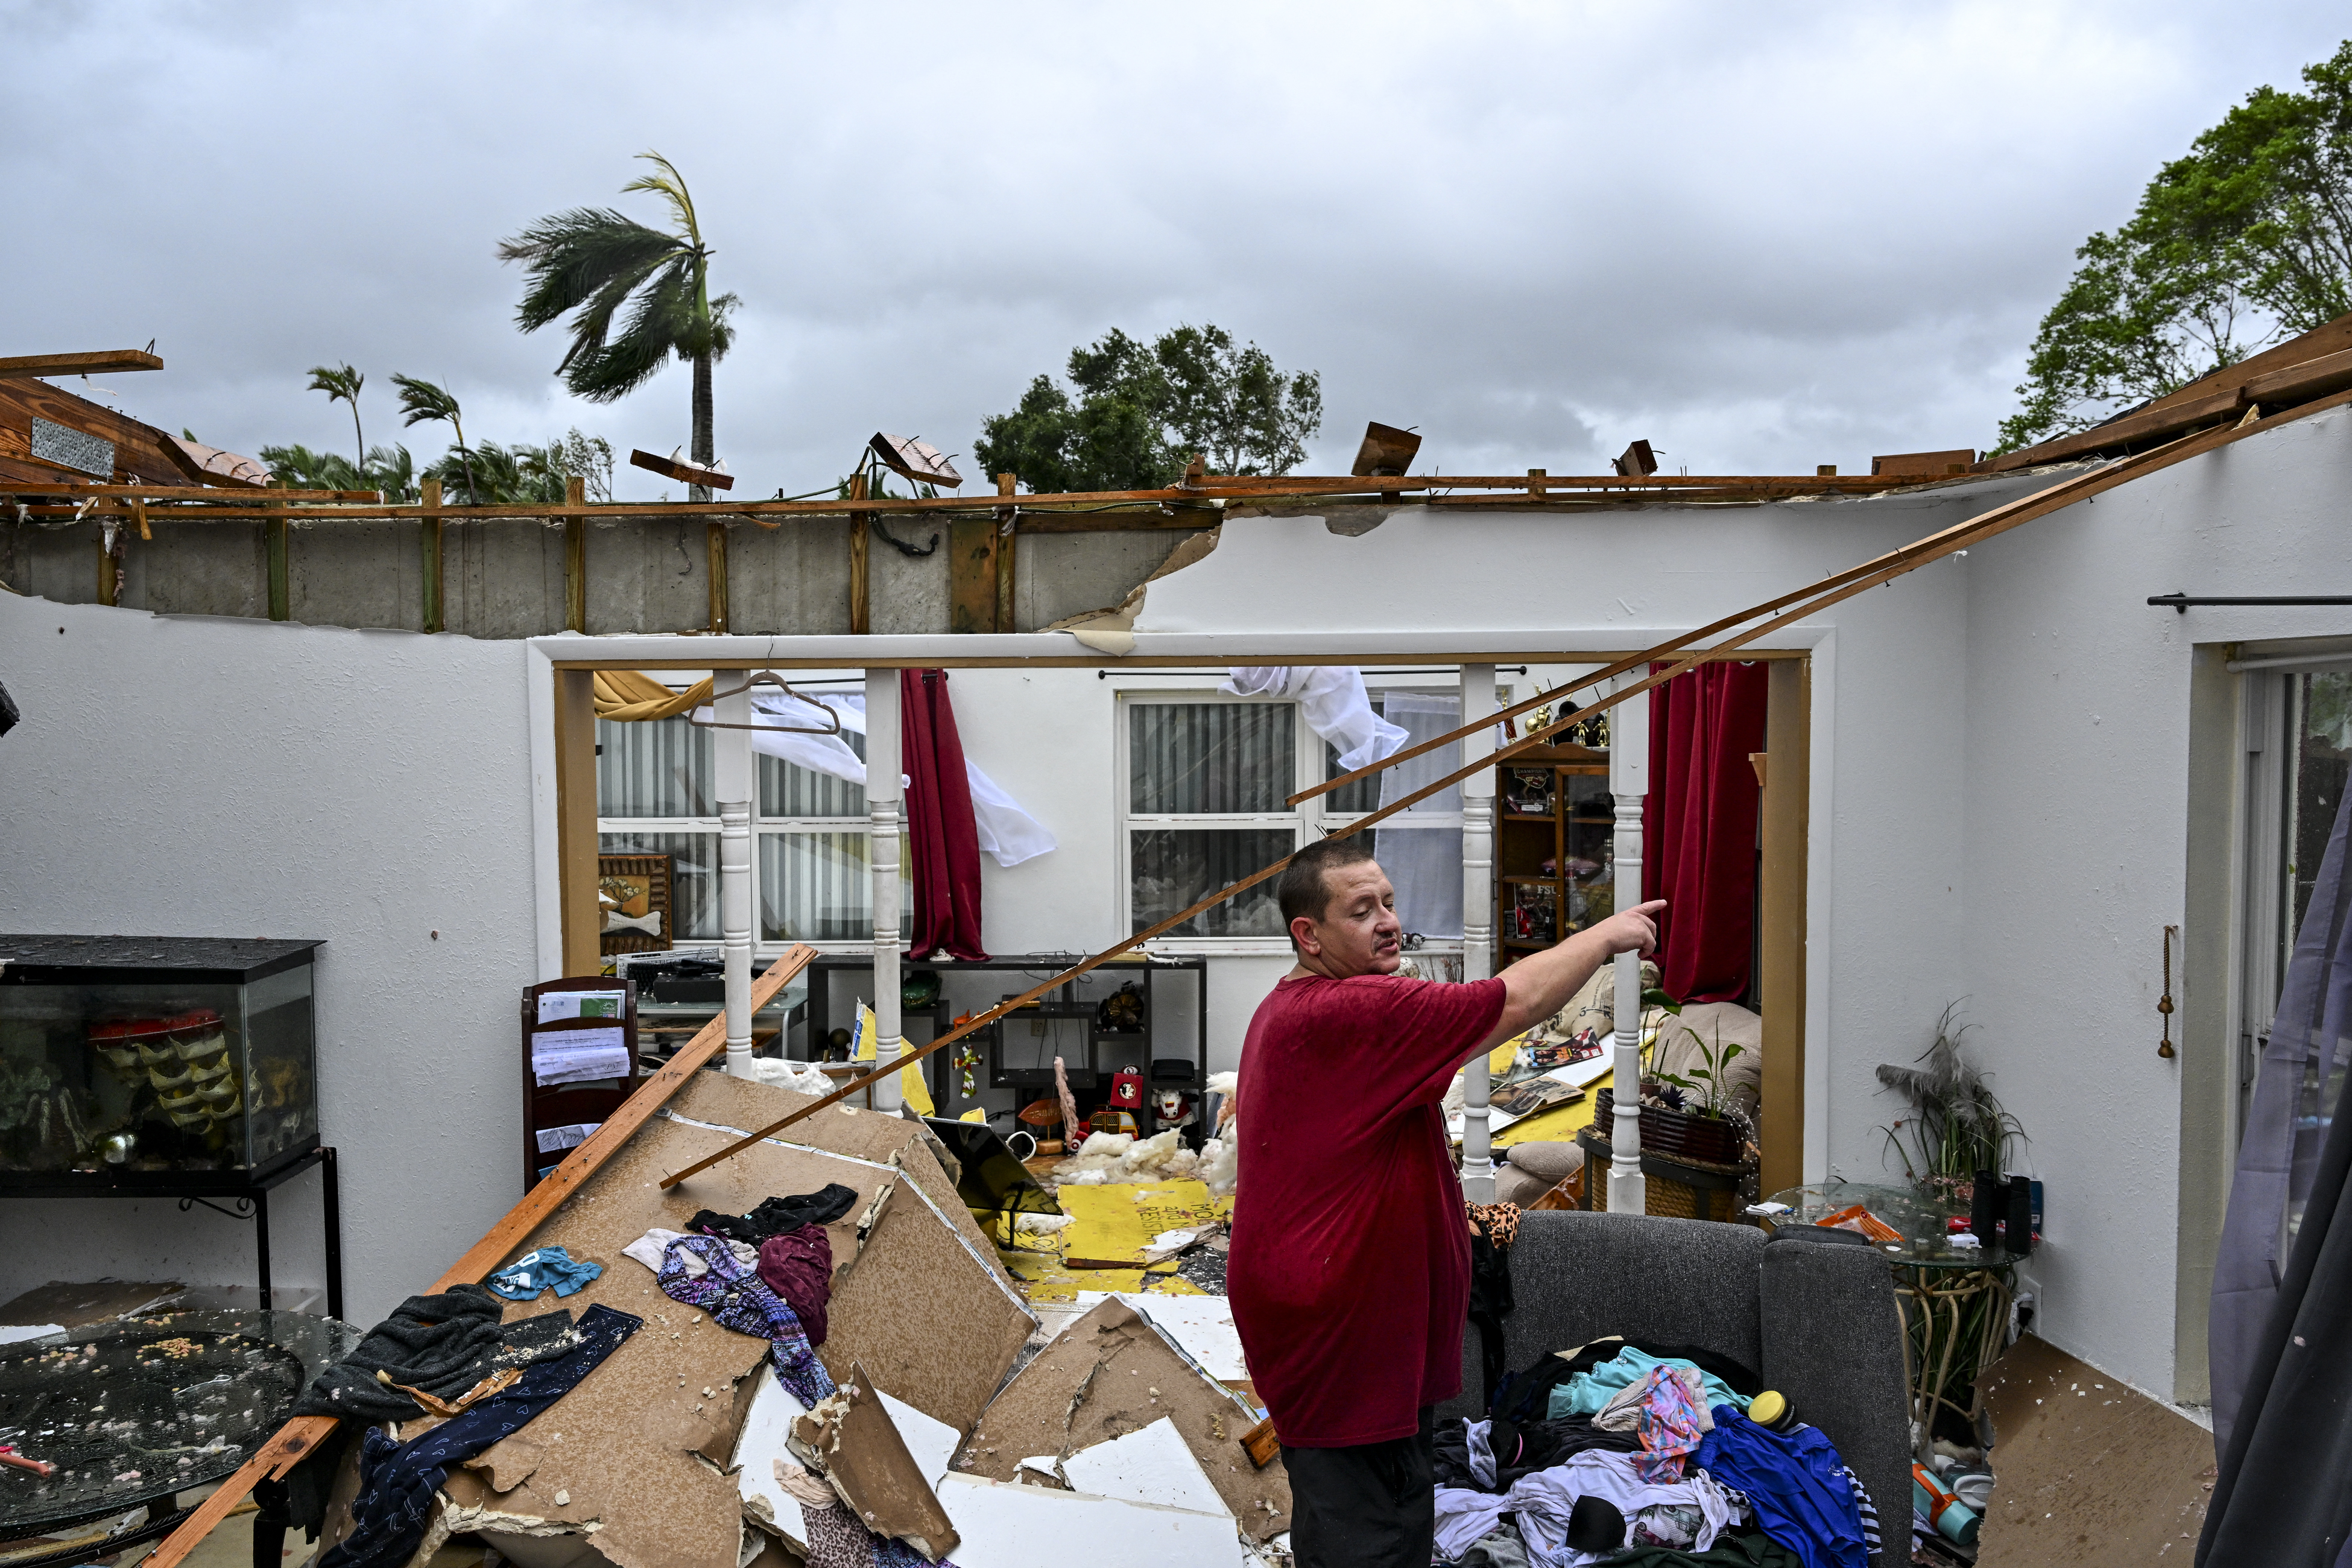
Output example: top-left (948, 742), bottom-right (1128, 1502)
top-left (993, 472), bottom-right (1017, 633)
top-left (95, 528), bottom-right (118, 607)
top-left (563, 476), bottom-right (587, 633)
top-left (849, 471), bottom-right (871, 635)
top-left (420, 478), bottom-right (443, 634)
top-left (554, 668), bottom-right (602, 977)
top-left (265, 500), bottom-right (289, 622)
top-left (1757, 656), bottom-right (1811, 1198)
top-left (706, 519), bottom-right (730, 634)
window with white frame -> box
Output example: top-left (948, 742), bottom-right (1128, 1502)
top-left (596, 695), bottom-right (908, 947)
top-left (1118, 687), bottom-right (1465, 944)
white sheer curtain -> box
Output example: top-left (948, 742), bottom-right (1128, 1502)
top-left (1372, 692), bottom-right (1464, 939)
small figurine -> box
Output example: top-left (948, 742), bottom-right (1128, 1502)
top-left (1151, 1088), bottom-right (1195, 1134)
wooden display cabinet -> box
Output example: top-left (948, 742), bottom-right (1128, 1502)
top-left (1496, 742), bottom-right (1616, 964)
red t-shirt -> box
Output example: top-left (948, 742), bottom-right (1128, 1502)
top-left (1226, 972), bottom-right (1506, 1447)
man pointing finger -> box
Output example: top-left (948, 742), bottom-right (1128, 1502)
top-left (1227, 833), bottom-right (1664, 1568)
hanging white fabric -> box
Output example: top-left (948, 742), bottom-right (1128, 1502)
top-left (1219, 666), bottom-right (1408, 771)
top-left (739, 689), bottom-right (1058, 868)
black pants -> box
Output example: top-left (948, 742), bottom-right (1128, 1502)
top-left (1281, 1406), bottom-right (1437, 1568)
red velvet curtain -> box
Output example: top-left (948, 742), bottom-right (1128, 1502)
top-left (901, 669), bottom-right (989, 961)
top-left (1643, 660), bottom-right (1769, 1004)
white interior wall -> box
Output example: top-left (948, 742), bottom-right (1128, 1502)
top-left (1957, 405), bottom-right (2352, 1401)
top-left (0, 596), bottom-right (536, 1324)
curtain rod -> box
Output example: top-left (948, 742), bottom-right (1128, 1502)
top-left (2148, 593), bottom-right (2352, 612)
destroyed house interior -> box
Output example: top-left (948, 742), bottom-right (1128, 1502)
top-left (4, 308), bottom-right (2352, 1568)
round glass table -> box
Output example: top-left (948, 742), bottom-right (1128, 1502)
top-left (1763, 1182), bottom-right (2020, 1459)
top-left (0, 1307), bottom-right (356, 1568)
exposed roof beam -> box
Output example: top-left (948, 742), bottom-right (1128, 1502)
top-left (0, 349), bottom-right (165, 379)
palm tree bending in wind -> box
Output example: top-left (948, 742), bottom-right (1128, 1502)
top-left (391, 375), bottom-right (477, 503)
top-left (498, 152), bottom-right (737, 500)
top-left (307, 363), bottom-right (366, 470)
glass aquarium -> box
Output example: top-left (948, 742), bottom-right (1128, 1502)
top-left (0, 937), bottom-right (320, 1186)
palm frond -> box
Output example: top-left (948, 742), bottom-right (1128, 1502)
top-left (306, 363), bottom-right (362, 403)
top-left (621, 151), bottom-right (701, 244)
top-left (390, 375), bottom-right (461, 429)
top-left (500, 208), bottom-right (680, 332)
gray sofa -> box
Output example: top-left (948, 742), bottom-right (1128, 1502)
top-left (1440, 1210), bottom-right (1912, 1566)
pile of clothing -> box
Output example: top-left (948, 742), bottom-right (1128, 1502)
top-left (1438, 1338), bottom-right (1879, 1568)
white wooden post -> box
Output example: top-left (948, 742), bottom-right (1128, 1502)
top-left (715, 677), bottom-right (756, 1076)
top-left (1459, 663), bottom-right (1497, 1200)
top-left (865, 669), bottom-right (905, 1111)
top-left (1607, 671), bottom-right (1650, 1212)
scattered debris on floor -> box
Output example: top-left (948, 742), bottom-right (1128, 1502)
top-left (261, 1076), bottom-right (1284, 1568)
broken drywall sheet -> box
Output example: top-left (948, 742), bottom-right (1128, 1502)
top-left (1058, 1416), bottom-right (1231, 1517)
top-left (1072, 1291), bottom-right (1250, 1383)
top-left (934, 1473), bottom-right (1248, 1568)
top-left (426, 1075), bottom-right (1026, 1568)
top-left (1044, 526), bottom-right (1221, 654)
top-left (668, 1073), bottom-right (1012, 1286)
top-left (735, 1373), bottom-right (961, 1549)
top-left (790, 1362), bottom-right (958, 1561)
top-left (955, 1297), bottom-right (1289, 1539)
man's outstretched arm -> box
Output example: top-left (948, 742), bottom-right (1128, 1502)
top-left (1471, 899), bottom-right (1666, 1057)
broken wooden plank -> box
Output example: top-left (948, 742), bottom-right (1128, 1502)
top-left (630, 447), bottom-right (735, 490)
top-left (0, 349), bottom-right (163, 378)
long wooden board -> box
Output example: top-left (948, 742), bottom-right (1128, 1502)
top-left (139, 945), bottom-right (817, 1568)
top-left (0, 350), bottom-right (163, 378)
top-left (660, 385), bottom-right (2352, 1186)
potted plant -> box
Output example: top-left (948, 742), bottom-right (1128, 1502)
top-left (1875, 1003), bottom-right (2026, 1201)
top-left (1592, 992), bottom-right (1750, 1166)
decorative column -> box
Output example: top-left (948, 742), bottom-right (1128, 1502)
top-left (865, 669), bottom-right (905, 1110)
top-left (715, 677), bottom-right (756, 1076)
top-left (1459, 663), bottom-right (1498, 1200)
top-left (1607, 670), bottom-right (1651, 1212)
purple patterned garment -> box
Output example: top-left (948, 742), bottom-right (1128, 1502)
top-left (1631, 1364), bottom-right (1711, 1481)
top-left (656, 1233), bottom-right (836, 1408)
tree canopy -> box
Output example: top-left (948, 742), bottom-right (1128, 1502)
top-left (1998, 41), bottom-right (2352, 454)
top-left (975, 324), bottom-right (1323, 492)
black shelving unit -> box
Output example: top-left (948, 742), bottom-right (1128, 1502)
top-left (802, 953), bottom-right (1208, 1138)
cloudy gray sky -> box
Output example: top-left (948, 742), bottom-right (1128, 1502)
top-left (7, 2), bottom-right (2347, 495)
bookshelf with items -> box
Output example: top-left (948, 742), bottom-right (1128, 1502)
top-left (1495, 732), bottom-right (1616, 966)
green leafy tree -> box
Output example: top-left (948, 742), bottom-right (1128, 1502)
top-left (420, 431), bottom-right (612, 506)
top-left (391, 375), bottom-right (477, 502)
top-left (498, 153), bottom-right (736, 500)
top-left (976, 323), bottom-right (1323, 492)
top-left (305, 363), bottom-right (366, 469)
top-left (257, 441), bottom-right (419, 502)
top-left (1999, 41), bottom-right (2352, 454)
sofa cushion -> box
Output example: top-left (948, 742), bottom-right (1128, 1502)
top-left (1759, 1230), bottom-right (1912, 1566)
top-left (1441, 1210), bottom-right (1766, 1421)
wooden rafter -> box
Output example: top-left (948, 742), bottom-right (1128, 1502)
top-left (0, 349), bottom-right (163, 379)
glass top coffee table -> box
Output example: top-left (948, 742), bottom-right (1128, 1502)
top-left (0, 1307), bottom-right (356, 1567)
top-left (1762, 1181), bottom-right (2021, 1461)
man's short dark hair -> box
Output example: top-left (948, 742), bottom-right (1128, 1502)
top-left (1277, 836), bottom-right (1377, 934)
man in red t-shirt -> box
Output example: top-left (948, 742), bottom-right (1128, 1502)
top-left (1227, 835), bottom-right (1663, 1568)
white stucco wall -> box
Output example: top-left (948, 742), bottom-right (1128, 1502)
top-left (0, 596), bottom-right (536, 1324)
top-left (1955, 405), bottom-right (2352, 1400)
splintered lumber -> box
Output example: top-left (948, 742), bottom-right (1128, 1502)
top-left (139, 946), bottom-right (817, 1568)
top-left (662, 387), bottom-right (2352, 1185)
top-left (631, 447), bottom-right (735, 490)
top-left (0, 350), bottom-right (163, 378)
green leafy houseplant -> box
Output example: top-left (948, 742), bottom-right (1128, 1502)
top-left (1876, 1004), bottom-right (2027, 1191)
top-left (1652, 1014), bottom-right (1745, 1122)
